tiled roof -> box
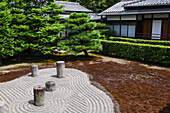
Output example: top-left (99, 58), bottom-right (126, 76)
top-left (100, 0), bottom-right (139, 15)
top-left (55, 1), bottom-right (93, 13)
top-left (125, 0), bottom-right (170, 7)
top-left (99, 0), bottom-right (137, 15)
top-left (100, 0), bottom-right (170, 15)
top-left (89, 13), bottom-right (101, 20)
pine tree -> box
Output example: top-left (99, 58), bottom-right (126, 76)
top-left (14, 0), bottom-right (65, 55)
top-left (25, 0), bottom-right (65, 55)
top-left (58, 12), bottom-right (103, 56)
top-left (0, 0), bottom-right (65, 64)
top-left (0, 1), bottom-right (28, 64)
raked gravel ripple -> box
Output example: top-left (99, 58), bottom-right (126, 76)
top-left (0, 68), bottom-right (114, 113)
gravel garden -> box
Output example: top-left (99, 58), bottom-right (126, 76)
top-left (0, 54), bottom-right (169, 113)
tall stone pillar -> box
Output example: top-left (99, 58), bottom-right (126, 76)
top-left (31, 65), bottom-right (39, 77)
top-left (56, 61), bottom-right (65, 78)
top-left (33, 85), bottom-right (45, 106)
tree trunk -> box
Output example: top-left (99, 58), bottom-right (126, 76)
top-left (0, 56), bottom-right (3, 65)
top-left (83, 50), bottom-right (89, 56)
top-left (18, 54), bottom-right (21, 62)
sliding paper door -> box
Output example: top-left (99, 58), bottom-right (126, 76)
top-left (128, 24), bottom-right (135, 37)
top-left (152, 20), bottom-right (162, 39)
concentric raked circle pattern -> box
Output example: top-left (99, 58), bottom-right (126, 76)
top-left (0, 68), bottom-right (114, 113)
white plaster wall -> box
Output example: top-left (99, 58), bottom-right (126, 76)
top-left (121, 15), bottom-right (136, 20)
top-left (144, 14), bottom-right (152, 18)
top-left (107, 16), bottom-right (120, 20)
top-left (153, 14), bottom-right (168, 18)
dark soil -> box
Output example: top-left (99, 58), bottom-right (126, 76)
top-left (0, 58), bottom-right (170, 113)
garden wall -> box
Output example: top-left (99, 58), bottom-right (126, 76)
top-left (101, 40), bottom-right (170, 66)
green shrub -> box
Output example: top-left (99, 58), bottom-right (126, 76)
top-left (109, 37), bottom-right (170, 46)
top-left (101, 40), bottom-right (170, 66)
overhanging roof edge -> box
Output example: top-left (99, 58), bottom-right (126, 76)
top-left (99, 10), bottom-right (170, 16)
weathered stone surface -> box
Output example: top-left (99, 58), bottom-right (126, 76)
top-left (33, 85), bottom-right (45, 106)
top-left (0, 101), bottom-right (4, 113)
top-left (31, 65), bottom-right (39, 77)
top-left (56, 61), bottom-right (65, 78)
top-left (45, 81), bottom-right (56, 91)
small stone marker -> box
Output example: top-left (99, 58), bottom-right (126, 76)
top-left (45, 81), bottom-right (56, 91)
top-left (31, 65), bottom-right (39, 77)
top-left (33, 85), bottom-right (45, 106)
top-left (0, 101), bottom-right (5, 113)
top-left (56, 61), bottom-right (65, 78)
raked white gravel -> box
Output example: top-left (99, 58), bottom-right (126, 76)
top-left (0, 68), bottom-right (114, 113)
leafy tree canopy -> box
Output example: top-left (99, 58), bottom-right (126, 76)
top-left (0, 0), bottom-right (65, 64)
top-left (58, 12), bottom-right (104, 56)
top-left (0, 1), bottom-right (28, 64)
top-left (9, 0), bottom-right (65, 54)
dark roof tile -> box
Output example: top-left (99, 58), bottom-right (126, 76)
top-left (100, 0), bottom-right (170, 15)
top-left (100, 0), bottom-right (137, 15)
top-left (125, 0), bottom-right (170, 7)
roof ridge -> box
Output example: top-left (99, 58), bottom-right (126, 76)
top-left (125, 0), bottom-right (170, 7)
top-left (55, 1), bottom-right (80, 5)
top-left (123, 0), bottom-right (145, 7)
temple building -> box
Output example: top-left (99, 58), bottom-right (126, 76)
top-left (99, 0), bottom-right (170, 40)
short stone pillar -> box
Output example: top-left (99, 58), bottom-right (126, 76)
top-left (45, 81), bottom-right (56, 91)
top-left (31, 65), bottom-right (39, 77)
top-left (33, 85), bottom-right (45, 106)
top-left (0, 101), bottom-right (5, 113)
top-left (56, 61), bottom-right (65, 78)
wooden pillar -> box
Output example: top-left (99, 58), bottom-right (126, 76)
top-left (150, 14), bottom-right (153, 40)
top-left (135, 15), bottom-right (138, 38)
top-left (161, 19), bottom-right (163, 40)
top-left (142, 14), bottom-right (144, 39)
top-left (167, 13), bottom-right (170, 40)
top-left (127, 24), bottom-right (129, 37)
top-left (120, 15), bottom-right (121, 36)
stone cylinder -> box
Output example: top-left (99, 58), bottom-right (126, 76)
top-left (33, 85), bottom-right (45, 106)
top-left (0, 101), bottom-right (5, 113)
top-left (56, 61), bottom-right (65, 78)
top-left (31, 65), bottom-right (39, 77)
top-left (45, 81), bottom-right (56, 91)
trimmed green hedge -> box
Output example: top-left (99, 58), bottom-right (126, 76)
top-left (101, 40), bottom-right (170, 66)
top-left (109, 37), bottom-right (170, 46)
